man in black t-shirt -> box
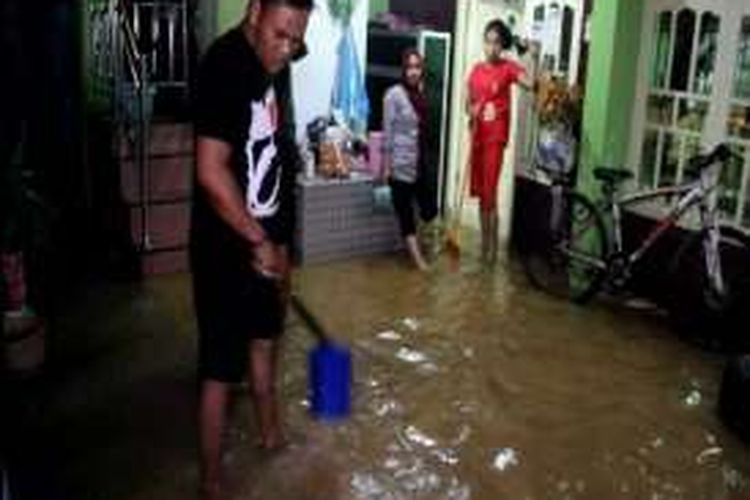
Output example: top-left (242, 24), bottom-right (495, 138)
top-left (190, 0), bottom-right (311, 497)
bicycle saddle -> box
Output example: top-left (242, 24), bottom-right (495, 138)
top-left (593, 167), bottom-right (633, 184)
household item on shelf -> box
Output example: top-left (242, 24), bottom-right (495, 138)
top-left (317, 122), bottom-right (366, 179)
top-left (349, 154), bottom-right (367, 174)
top-left (306, 116), bottom-right (329, 149)
top-left (306, 116), bottom-right (373, 179)
top-left (299, 138), bottom-right (316, 179)
top-left (317, 140), bottom-right (351, 178)
top-left (536, 123), bottom-right (576, 174)
top-left (535, 75), bottom-right (581, 126)
top-left (325, 123), bottom-right (349, 147)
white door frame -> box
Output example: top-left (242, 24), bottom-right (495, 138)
top-left (446, 0), bottom-right (527, 244)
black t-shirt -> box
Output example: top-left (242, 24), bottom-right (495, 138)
top-left (191, 27), bottom-right (298, 264)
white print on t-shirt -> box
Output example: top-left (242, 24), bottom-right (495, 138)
top-left (245, 87), bottom-right (280, 218)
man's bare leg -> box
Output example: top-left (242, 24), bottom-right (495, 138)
top-left (200, 380), bottom-right (229, 499)
top-left (249, 339), bottom-right (283, 450)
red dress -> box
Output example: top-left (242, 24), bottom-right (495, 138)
top-left (467, 59), bottom-right (524, 211)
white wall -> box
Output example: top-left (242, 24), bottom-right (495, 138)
top-left (291, 0), bottom-right (370, 141)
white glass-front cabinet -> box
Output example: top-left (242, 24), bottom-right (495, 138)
top-left (631, 0), bottom-right (750, 228)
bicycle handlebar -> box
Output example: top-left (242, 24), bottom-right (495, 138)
top-left (688, 143), bottom-right (742, 173)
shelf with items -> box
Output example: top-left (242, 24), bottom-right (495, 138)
top-left (295, 172), bottom-right (400, 264)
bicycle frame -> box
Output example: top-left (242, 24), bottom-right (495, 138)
top-left (533, 145), bottom-right (738, 304)
top-left (605, 164), bottom-right (725, 295)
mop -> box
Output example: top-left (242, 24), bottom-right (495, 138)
top-left (444, 1), bottom-right (476, 263)
top-left (444, 150), bottom-right (471, 261)
top-left (290, 295), bottom-right (352, 421)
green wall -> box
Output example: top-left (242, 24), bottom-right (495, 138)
top-left (217, 0), bottom-right (247, 35)
top-left (578, 0), bottom-right (644, 195)
top-left (369, 0), bottom-right (389, 18)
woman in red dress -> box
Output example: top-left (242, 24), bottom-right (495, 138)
top-left (467, 19), bottom-right (534, 264)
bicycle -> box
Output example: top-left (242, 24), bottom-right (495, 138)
top-left (522, 143), bottom-right (750, 338)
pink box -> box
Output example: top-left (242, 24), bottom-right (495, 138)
top-left (368, 131), bottom-right (385, 179)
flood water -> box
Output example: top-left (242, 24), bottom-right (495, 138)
top-left (5, 248), bottom-right (750, 499)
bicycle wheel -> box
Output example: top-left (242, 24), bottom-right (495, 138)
top-left (667, 225), bottom-right (750, 350)
top-left (522, 190), bottom-right (609, 303)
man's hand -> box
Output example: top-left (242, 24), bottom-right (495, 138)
top-left (252, 240), bottom-right (284, 280)
top-left (276, 245), bottom-right (292, 304)
top-left (275, 245), bottom-right (291, 278)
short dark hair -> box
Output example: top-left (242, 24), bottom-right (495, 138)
top-left (484, 19), bottom-right (513, 50)
top-left (258, 0), bottom-right (314, 11)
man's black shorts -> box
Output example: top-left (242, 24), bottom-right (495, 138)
top-left (192, 257), bottom-right (285, 383)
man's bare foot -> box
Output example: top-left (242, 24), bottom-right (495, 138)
top-left (257, 428), bottom-right (287, 452)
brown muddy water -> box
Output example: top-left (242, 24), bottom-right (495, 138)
top-left (4, 250), bottom-right (750, 499)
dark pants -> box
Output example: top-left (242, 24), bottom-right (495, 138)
top-left (389, 177), bottom-right (437, 237)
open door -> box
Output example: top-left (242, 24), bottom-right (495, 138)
top-left (447, 0), bottom-right (528, 245)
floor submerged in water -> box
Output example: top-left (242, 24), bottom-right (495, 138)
top-left (5, 249), bottom-right (750, 499)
